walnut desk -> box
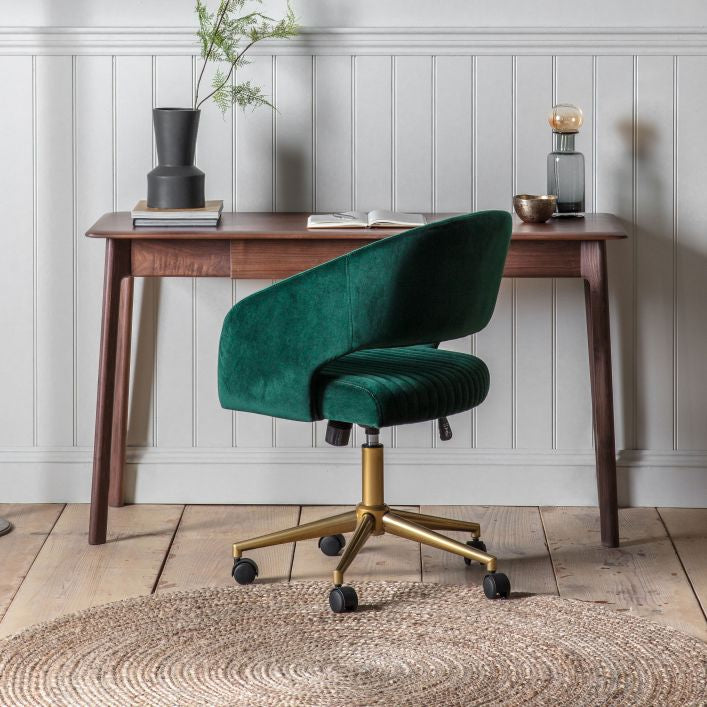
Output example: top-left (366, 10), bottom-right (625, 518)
top-left (86, 212), bottom-right (627, 547)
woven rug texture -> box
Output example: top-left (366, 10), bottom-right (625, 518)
top-left (0, 581), bottom-right (705, 706)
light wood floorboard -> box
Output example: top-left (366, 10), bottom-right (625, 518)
top-left (420, 505), bottom-right (558, 595)
top-left (541, 506), bottom-right (707, 641)
top-left (290, 506), bottom-right (422, 582)
top-left (0, 504), bottom-right (182, 638)
top-left (0, 504), bottom-right (704, 640)
top-left (658, 508), bottom-right (707, 618)
top-left (0, 504), bottom-right (64, 622)
top-left (156, 505), bottom-right (299, 592)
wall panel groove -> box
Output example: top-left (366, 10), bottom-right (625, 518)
top-left (672, 54), bottom-right (679, 451)
top-left (470, 54), bottom-right (478, 449)
top-left (71, 54), bottom-right (78, 447)
top-left (32, 55), bottom-right (37, 447)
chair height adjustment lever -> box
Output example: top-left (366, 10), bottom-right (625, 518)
top-left (437, 417), bottom-right (453, 441)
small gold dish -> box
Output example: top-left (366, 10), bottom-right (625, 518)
top-left (513, 194), bottom-right (557, 224)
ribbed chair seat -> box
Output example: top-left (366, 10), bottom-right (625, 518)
top-left (314, 345), bottom-right (489, 428)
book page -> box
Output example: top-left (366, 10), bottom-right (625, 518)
top-left (367, 210), bottom-right (426, 227)
top-left (307, 211), bottom-right (368, 228)
top-left (131, 200), bottom-right (223, 219)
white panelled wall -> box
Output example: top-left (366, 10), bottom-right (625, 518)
top-left (1, 26), bottom-right (706, 506)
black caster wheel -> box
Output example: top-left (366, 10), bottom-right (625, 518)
top-left (329, 585), bottom-right (358, 613)
top-left (464, 538), bottom-right (487, 566)
top-left (482, 572), bottom-right (511, 599)
top-left (232, 557), bottom-right (259, 585)
top-left (318, 533), bottom-right (346, 557)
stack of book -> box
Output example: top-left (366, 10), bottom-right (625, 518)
top-left (131, 200), bottom-right (223, 227)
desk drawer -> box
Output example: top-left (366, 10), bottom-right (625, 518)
top-left (230, 239), bottom-right (370, 279)
top-left (132, 240), bottom-right (230, 276)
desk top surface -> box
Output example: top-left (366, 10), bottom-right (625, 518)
top-left (87, 211), bottom-right (627, 241)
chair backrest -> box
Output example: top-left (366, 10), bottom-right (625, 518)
top-left (218, 210), bottom-right (512, 422)
top-left (345, 210), bottom-right (512, 349)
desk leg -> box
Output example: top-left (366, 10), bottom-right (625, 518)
top-left (582, 241), bottom-right (619, 548)
top-left (89, 239), bottom-right (131, 545)
top-left (108, 275), bottom-right (133, 507)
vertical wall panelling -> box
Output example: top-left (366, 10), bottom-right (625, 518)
top-left (153, 55), bottom-right (195, 447)
top-left (513, 55), bottom-right (554, 449)
top-left (35, 55), bottom-right (74, 446)
top-left (233, 56), bottom-right (275, 448)
top-left (434, 56), bottom-right (473, 213)
top-left (4, 26), bottom-right (707, 506)
top-left (313, 55), bottom-right (353, 213)
top-left (274, 55), bottom-right (314, 212)
top-left (0, 57), bottom-right (34, 446)
top-left (75, 56), bottom-right (114, 447)
top-left (595, 55), bottom-right (635, 451)
top-left (394, 56), bottom-right (433, 213)
top-left (393, 54), bottom-right (434, 448)
top-left (354, 56), bottom-right (392, 213)
top-left (677, 56), bottom-right (707, 449)
top-left (554, 55), bottom-right (594, 450)
top-left (235, 57), bottom-right (275, 212)
top-left (435, 55), bottom-right (473, 448)
top-left (474, 55), bottom-right (514, 449)
top-left (274, 54), bottom-right (314, 447)
top-left (635, 55), bottom-right (675, 450)
top-left (115, 55), bottom-right (156, 448)
top-left (313, 54), bottom-right (353, 447)
top-left (352, 55), bottom-right (394, 447)
top-left (194, 61), bottom-right (234, 447)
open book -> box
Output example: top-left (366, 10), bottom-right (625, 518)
top-left (307, 210), bottom-right (426, 229)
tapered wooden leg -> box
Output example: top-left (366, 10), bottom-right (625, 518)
top-left (89, 239), bottom-right (131, 545)
top-left (109, 276), bottom-right (134, 507)
top-left (582, 241), bottom-right (619, 548)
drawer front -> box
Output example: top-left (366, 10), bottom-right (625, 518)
top-left (230, 239), bottom-right (371, 279)
top-left (132, 240), bottom-right (230, 277)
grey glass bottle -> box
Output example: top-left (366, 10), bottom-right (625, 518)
top-left (547, 133), bottom-right (585, 217)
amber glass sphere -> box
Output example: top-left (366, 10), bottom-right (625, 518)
top-left (548, 103), bottom-right (583, 133)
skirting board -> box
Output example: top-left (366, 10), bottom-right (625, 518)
top-left (0, 448), bottom-right (705, 507)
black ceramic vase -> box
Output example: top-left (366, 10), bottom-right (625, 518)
top-left (147, 108), bottom-right (205, 209)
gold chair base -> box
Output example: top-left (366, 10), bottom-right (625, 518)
top-left (233, 442), bottom-right (498, 589)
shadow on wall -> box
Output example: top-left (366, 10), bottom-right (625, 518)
top-left (123, 281), bottom-right (161, 502)
top-left (610, 114), bottom-right (707, 461)
top-left (276, 142), bottom-right (311, 211)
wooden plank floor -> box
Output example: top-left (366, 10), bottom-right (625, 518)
top-left (0, 505), bottom-right (704, 641)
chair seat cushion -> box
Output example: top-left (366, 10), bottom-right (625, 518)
top-left (313, 345), bottom-right (490, 429)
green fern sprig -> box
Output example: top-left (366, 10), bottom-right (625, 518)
top-left (194, 0), bottom-right (298, 113)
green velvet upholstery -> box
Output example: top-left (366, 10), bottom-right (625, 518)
top-left (218, 210), bottom-right (512, 424)
top-left (315, 345), bottom-right (490, 428)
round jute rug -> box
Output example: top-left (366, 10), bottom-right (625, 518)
top-left (0, 582), bottom-right (704, 706)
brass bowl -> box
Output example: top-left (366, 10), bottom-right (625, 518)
top-left (513, 194), bottom-right (557, 224)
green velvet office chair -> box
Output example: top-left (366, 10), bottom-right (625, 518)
top-left (218, 210), bottom-right (512, 612)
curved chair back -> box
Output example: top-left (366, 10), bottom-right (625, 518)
top-left (218, 210), bottom-right (512, 421)
top-left (345, 210), bottom-right (511, 349)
